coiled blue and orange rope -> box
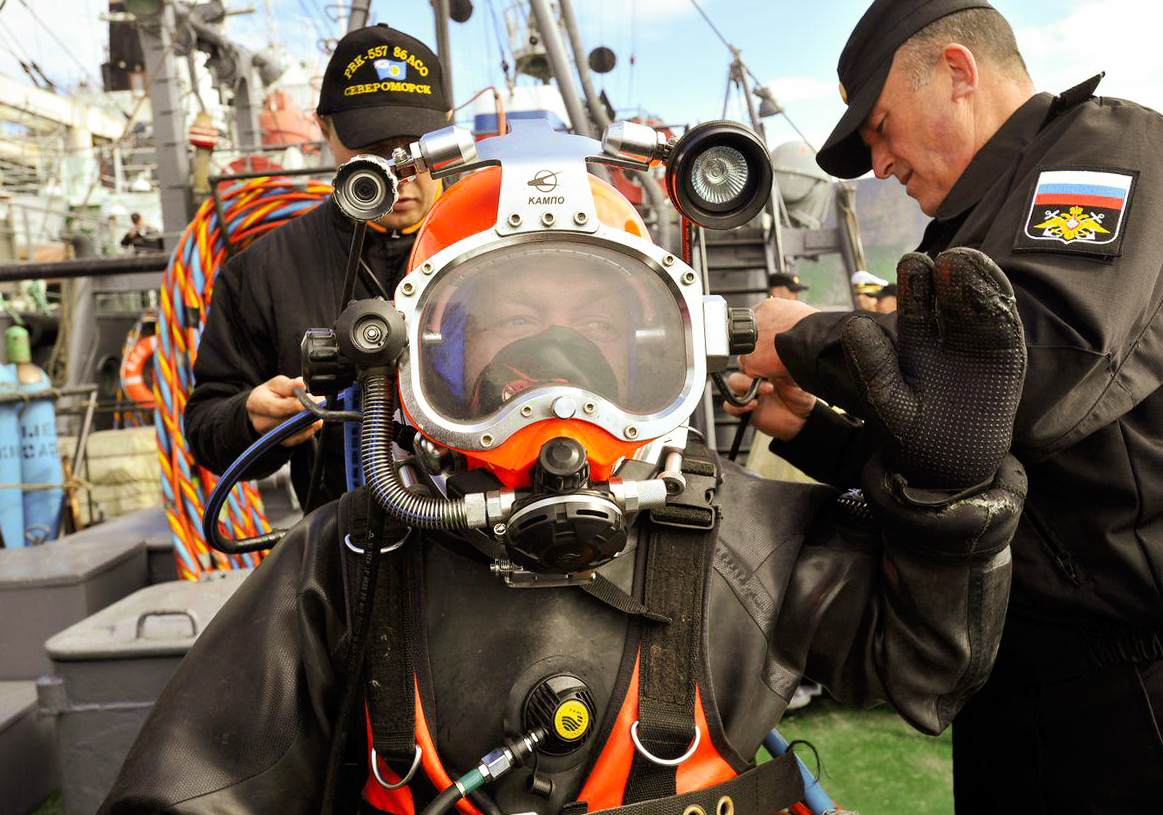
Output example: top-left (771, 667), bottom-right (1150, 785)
top-left (154, 175), bottom-right (331, 579)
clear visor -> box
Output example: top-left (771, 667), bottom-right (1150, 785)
top-left (417, 242), bottom-right (689, 423)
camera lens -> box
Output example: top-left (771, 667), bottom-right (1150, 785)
top-left (352, 173), bottom-right (382, 204)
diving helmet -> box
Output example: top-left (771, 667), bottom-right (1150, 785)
top-left (316, 117), bottom-right (768, 576)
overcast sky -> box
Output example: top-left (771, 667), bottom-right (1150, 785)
top-left (0, 0), bottom-right (1158, 158)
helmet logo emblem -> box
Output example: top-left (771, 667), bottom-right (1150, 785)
top-left (528, 170), bottom-right (560, 193)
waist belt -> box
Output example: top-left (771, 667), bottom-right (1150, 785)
top-left (565, 753), bottom-right (804, 815)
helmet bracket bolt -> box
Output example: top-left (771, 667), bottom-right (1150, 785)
top-left (508, 212), bottom-right (523, 227)
top-left (541, 212), bottom-right (556, 227)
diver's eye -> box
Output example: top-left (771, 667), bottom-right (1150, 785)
top-left (577, 318), bottom-right (619, 341)
top-left (492, 313), bottom-right (541, 337)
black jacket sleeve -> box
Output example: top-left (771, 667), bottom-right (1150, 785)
top-left (184, 251), bottom-right (294, 480)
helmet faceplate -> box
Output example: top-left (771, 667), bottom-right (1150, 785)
top-left (395, 119), bottom-right (713, 487)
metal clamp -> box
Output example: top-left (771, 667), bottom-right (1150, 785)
top-left (370, 744), bottom-right (423, 790)
top-left (629, 721), bottom-right (701, 767)
top-left (343, 528), bottom-right (413, 556)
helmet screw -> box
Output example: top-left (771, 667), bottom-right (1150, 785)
top-left (508, 212), bottom-right (523, 227)
top-left (401, 281), bottom-right (415, 296)
top-left (574, 211), bottom-right (588, 225)
top-left (520, 405), bottom-right (533, 418)
top-left (624, 425), bottom-right (639, 439)
top-left (362, 324), bottom-right (383, 344)
top-left (552, 396), bottom-right (577, 419)
top-left (493, 523), bottom-right (507, 536)
top-left (681, 270), bottom-right (696, 285)
top-left (583, 401), bottom-right (596, 414)
top-left (541, 211), bottom-right (556, 227)
top-left (421, 262), bottom-right (434, 275)
top-left (663, 254), bottom-right (676, 266)
top-left (481, 433), bottom-right (495, 447)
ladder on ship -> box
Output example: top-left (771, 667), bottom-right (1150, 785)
top-left (693, 182), bottom-right (866, 462)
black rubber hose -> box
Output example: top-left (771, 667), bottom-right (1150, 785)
top-left (421, 783), bottom-right (463, 815)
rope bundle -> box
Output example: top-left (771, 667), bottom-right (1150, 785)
top-left (154, 175), bottom-right (330, 579)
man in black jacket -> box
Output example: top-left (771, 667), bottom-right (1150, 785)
top-left (734, 1), bottom-right (1163, 811)
top-left (185, 24), bottom-right (448, 510)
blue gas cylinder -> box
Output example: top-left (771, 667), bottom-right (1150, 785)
top-left (0, 360), bottom-right (24, 547)
top-left (7, 326), bottom-right (61, 545)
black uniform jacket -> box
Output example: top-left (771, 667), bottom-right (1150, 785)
top-left (774, 81), bottom-right (1163, 651)
top-left (99, 455), bottom-right (1023, 814)
top-left (184, 199), bottom-right (415, 509)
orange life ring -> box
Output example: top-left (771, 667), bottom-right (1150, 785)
top-left (121, 335), bottom-right (157, 408)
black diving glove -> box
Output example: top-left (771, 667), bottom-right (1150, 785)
top-left (840, 248), bottom-right (1026, 491)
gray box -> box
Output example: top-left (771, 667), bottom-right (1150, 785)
top-left (0, 681), bottom-right (58, 814)
top-left (0, 534), bottom-right (147, 681)
top-left (58, 507), bottom-right (175, 586)
top-left (38, 569), bottom-right (252, 815)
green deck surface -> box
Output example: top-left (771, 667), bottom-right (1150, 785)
top-left (772, 696), bottom-right (954, 815)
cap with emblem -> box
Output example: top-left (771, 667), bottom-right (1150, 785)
top-left (873, 282), bottom-right (898, 299)
top-left (817, 0), bottom-right (996, 179)
top-left (317, 24), bottom-right (450, 150)
top-left (769, 273), bottom-right (809, 292)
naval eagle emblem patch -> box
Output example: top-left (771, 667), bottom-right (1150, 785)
top-left (1016, 168), bottom-right (1136, 257)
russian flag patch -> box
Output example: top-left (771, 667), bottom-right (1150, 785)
top-left (1016, 168), bottom-right (1137, 256)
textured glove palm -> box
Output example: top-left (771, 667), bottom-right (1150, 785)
top-left (841, 248), bottom-right (1026, 490)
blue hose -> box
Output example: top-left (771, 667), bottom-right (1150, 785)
top-left (203, 406), bottom-right (323, 553)
top-left (763, 728), bottom-right (836, 815)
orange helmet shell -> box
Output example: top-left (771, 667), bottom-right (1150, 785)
top-left (402, 167), bottom-right (657, 488)
top-left (408, 167), bottom-right (649, 272)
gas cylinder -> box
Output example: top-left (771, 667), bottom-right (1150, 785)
top-left (0, 358), bottom-right (23, 547)
top-left (7, 326), bottom-right (62, 545)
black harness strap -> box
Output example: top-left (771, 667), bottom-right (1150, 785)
top-left (339, 489), bottom-right (422, 784)
top-left (623, 439), bottom-right (721, 804)
top-left (364, 542), bottom-right (418, 772)
top-left (324, 488), bottom-right (388, 815)
top-left (581, 572), bottom-right (672, 623)
top-left (583, 752), bottom-right (804, 815)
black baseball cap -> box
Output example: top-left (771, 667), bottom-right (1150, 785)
top-left (317, 24), bottom-right (450, 150)
top-left (816, 0), bottom-right (996, 178)
top-left (769, 273), bottom-right (809, 292)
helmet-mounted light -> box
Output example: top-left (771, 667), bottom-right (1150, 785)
top-left (664, 120), bottom-right (773, 230)
top-left (600, 119), bottom-right (773, 230)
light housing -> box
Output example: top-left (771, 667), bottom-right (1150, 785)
top-left (333, 154), bottom-right (399, 222)
top-left (665, 120), bottom-right (773, 230)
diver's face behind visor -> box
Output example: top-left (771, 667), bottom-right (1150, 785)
top-left (420, 242), bottom-right (687, 425)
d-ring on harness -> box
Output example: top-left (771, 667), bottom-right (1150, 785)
top-left (371, 744), bottom-right (423, 789)
top-left (630, 721), bottom-right (701, 766)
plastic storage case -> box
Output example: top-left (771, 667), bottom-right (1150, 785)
top-left (37, 568), bottom-right (252, 815)
top-left (0, 680), bottom-right (58, 814)
top-left (0, 533), bottom-right (146, 681)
